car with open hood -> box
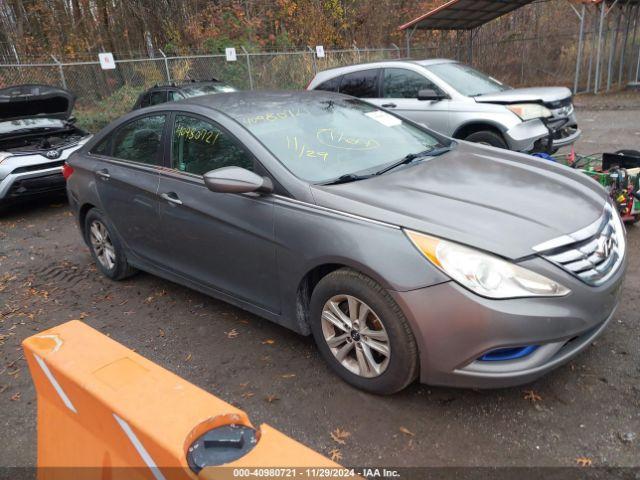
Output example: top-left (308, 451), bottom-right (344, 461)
top-left (308, 59), bottom-right (581, 154)
top-left (0, 84), bottom-right (91, 211)
top-left (65, 91), bottom-right (624, 394)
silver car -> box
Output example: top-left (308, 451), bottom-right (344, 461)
top-left (66, 91), bottom-right (624, 394)
top-left (0, 85), bottom-right (91, 212)
top-left (308, 59), bottom-right (581, 153)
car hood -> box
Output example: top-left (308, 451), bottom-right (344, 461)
top-left (310, 142), bottom-right (607, 260)
top-left (474, 87), bottom-right (571, 105)
top-left (0, 84), bottom-right (76, 121)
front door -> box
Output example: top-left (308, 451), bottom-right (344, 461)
top-left (93, 114), bottom-right (167, 264)
top-left (369, 68), bottom-right (451, 135)
top-left (157, 113), bottom-right (279, 313)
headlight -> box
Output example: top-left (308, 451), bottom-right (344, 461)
top-left (506, 103), bottom-right (552, 121)
top-left (405, 230), bottom-right (570, 299)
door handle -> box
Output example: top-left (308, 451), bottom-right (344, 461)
top-left (96, 169), bottom-right (110, 180)
top-left (381, 103), bottom-right (397, 108)
top-left (160, 192), bottom-right (183, 206)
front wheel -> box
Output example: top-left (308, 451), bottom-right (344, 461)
top-left (309, 268), bottom-right (419, 394)
top-left (464, 130), bottom-right (508, 149)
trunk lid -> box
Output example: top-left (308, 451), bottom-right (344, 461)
top-left (310, 142), bottom-right (607, 260)
top-left (0, 84), bottom-right (76, 121)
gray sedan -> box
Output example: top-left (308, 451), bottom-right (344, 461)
top-left (65, 91), bottom-right (625, 394)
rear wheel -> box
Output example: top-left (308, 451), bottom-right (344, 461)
top-left (84, 208), bottom-right (137, 280)
top-left (464, 130), bottom-right (508, 149)
top-left (309, 268), bottom-right (418, 394)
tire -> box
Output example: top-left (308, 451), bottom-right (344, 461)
top-left (84, 208), bottom-right (137, 281)
top-left (464, 130), bottom-right (508, 149)
top-left (309, 268), bottom-right (419, 395)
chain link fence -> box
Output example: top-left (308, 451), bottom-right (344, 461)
top-left (0, 33), bottom-right (637, 131)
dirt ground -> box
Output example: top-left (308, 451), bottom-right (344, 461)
top-left (0, 103), bottom-right (639, 472)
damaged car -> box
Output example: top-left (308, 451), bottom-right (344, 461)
top-left (66, 91), bottom-right (624, 394)
top-left (308, 59), bottom-right (580, 154)
top-left (0, 84), bottom-right (91, 212)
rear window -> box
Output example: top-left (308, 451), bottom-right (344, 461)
top-left (315, 76), bottom-right (341, 92)
top-left (338, 69), bottom-right (380, 98)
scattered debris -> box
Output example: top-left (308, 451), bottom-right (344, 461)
top-left (328, 448), bottom-right (342, 462)
top-left (265, 394), bottom-right (280, 403)
top-left (184, 353), bottom-right (192, 362)
top-left (10, 392), bottom-right (21, 401)
top-left (619, 432), bottom-right (637, 444)
top-left (241, 392), bottom-right (255, 399)
top-left (281, 373), bottom-right (296, 379)
top-left (399, 426), bottom-right (415, 437)
top-left (575, 456), bottom-right (592, 467)
top-left (523, 390), bottom-right (542, 403)
top-left (330, 428), bottom-right (351, 445)
top-left (262, 339), bottom-right (275, 345)
top-left (225, 329), bottom-right (239, 339)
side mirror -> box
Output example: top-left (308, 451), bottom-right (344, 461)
top-left (418, 89), bottom-right (445, 101)
top-left (203, 166), bottom-right (273, 194)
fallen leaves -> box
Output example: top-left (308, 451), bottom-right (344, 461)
top-left (10, 392), bottom-right (21, 401)
top-left (225, 329), bottom-right (239, 339)
top-left (281, 373), bottom-right (296, 379)
top-left (241, 392), bottom-right (255, 399)
top-left (330, 428), bottom-right (351, 445)
top-left (399, 426), bottom-right (415, 437)
top-left (523, 390), bottom-right (542, 403)
top-left (184, 353), bottom-right (192, 362)
top-left (328, 448), bottom-right (342, 462)
top-left (158, 328), bottom-right (165, 338)
top-left (265, 394), bottom-right (279, 403)
top-left (575, 456), bottom-right (593, 467)
top-left (262, 339), bottom-right (275, 345)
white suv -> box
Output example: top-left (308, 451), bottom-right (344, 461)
top-left (0, 84), bottom-right (91, 212)
top-left (308, 59), bottom-right (581, 153)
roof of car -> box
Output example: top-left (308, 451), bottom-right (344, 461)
top-left (308, 58), bottom-right (457, 85)
top-left (147, 80), bottom-right (227, 90)
top-left (178, 90), bottom-right (351, 116)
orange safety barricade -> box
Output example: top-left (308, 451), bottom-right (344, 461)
top-left (23, 320), bottom-right (344, 480)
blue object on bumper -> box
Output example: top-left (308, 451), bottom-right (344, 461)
top-left (479, 345), bottom-right (539, 362)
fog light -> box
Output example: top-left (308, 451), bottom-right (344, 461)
top-left (479, 345), bottom-right (538, 362)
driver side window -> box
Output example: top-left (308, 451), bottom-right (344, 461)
top-left (171, 115), bottom-right (253, 176)
top-left (383, 68), bottom-right (438, 99)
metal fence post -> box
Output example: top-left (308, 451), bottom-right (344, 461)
top-left (307, 46), bottom-right (317, 75)
top-left (240, 46), bottom-right (254, 90)
top-left (50, 55), bottom-right (67, 89)
top-left (594, 0), bottom-right (606, 93)
top-left (158, 49), bottom-right (171, 82)
top-left (391, 43), bottom-right (401, 59)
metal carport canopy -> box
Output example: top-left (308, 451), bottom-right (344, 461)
top-left (398, 0), bottom-right (538, 31)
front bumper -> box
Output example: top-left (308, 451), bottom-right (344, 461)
top-left (391, 255), bottom-right (625, 389)
top-left (0, 163), bottom-right (66, 204)
top-left (505, 112), bottom-right (581, 153)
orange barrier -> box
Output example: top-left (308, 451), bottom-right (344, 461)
top-left (23, 320), bottom-right (342, 480)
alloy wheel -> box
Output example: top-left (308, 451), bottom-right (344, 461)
top-left (320, 294), bottom-right (391, 378)
top-left (89, 220), bottom-right (116, 270)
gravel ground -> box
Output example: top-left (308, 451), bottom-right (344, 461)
top-left (0, 105), bottom-right (639, 471)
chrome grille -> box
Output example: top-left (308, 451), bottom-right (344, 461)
top-left (536, 205), bottom-right (625, 286)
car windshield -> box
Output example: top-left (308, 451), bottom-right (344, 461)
top-left (236, 97), bottom-right (443, 183)
top-left (0, 118), bottom-right (66, 135)
top-left (425, 62), bottom-right (510, 97)
top-left (181, 83), bottom-right (237, 97)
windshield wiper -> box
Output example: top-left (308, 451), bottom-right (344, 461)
top-left (374, 145), bottom-right (451, 176)
top-left (323, 173), bottom-right (373, 186)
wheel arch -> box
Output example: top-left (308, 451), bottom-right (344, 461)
top-left (453, 121), bottom-right (507, 141)
top-left (294, 261), bottom-right (391, 335)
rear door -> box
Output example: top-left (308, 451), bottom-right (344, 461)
top-left (156, 112), bottom-right (279, 312)
top-left (338, 69), bottom-right (381, 99)
top-left (370, 67), bottom-right (451, 134)
top-left (92, 114), bottom-right (167, 264)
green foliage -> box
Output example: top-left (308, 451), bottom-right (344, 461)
top-left (74, 85), bottom-right (143, 133)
